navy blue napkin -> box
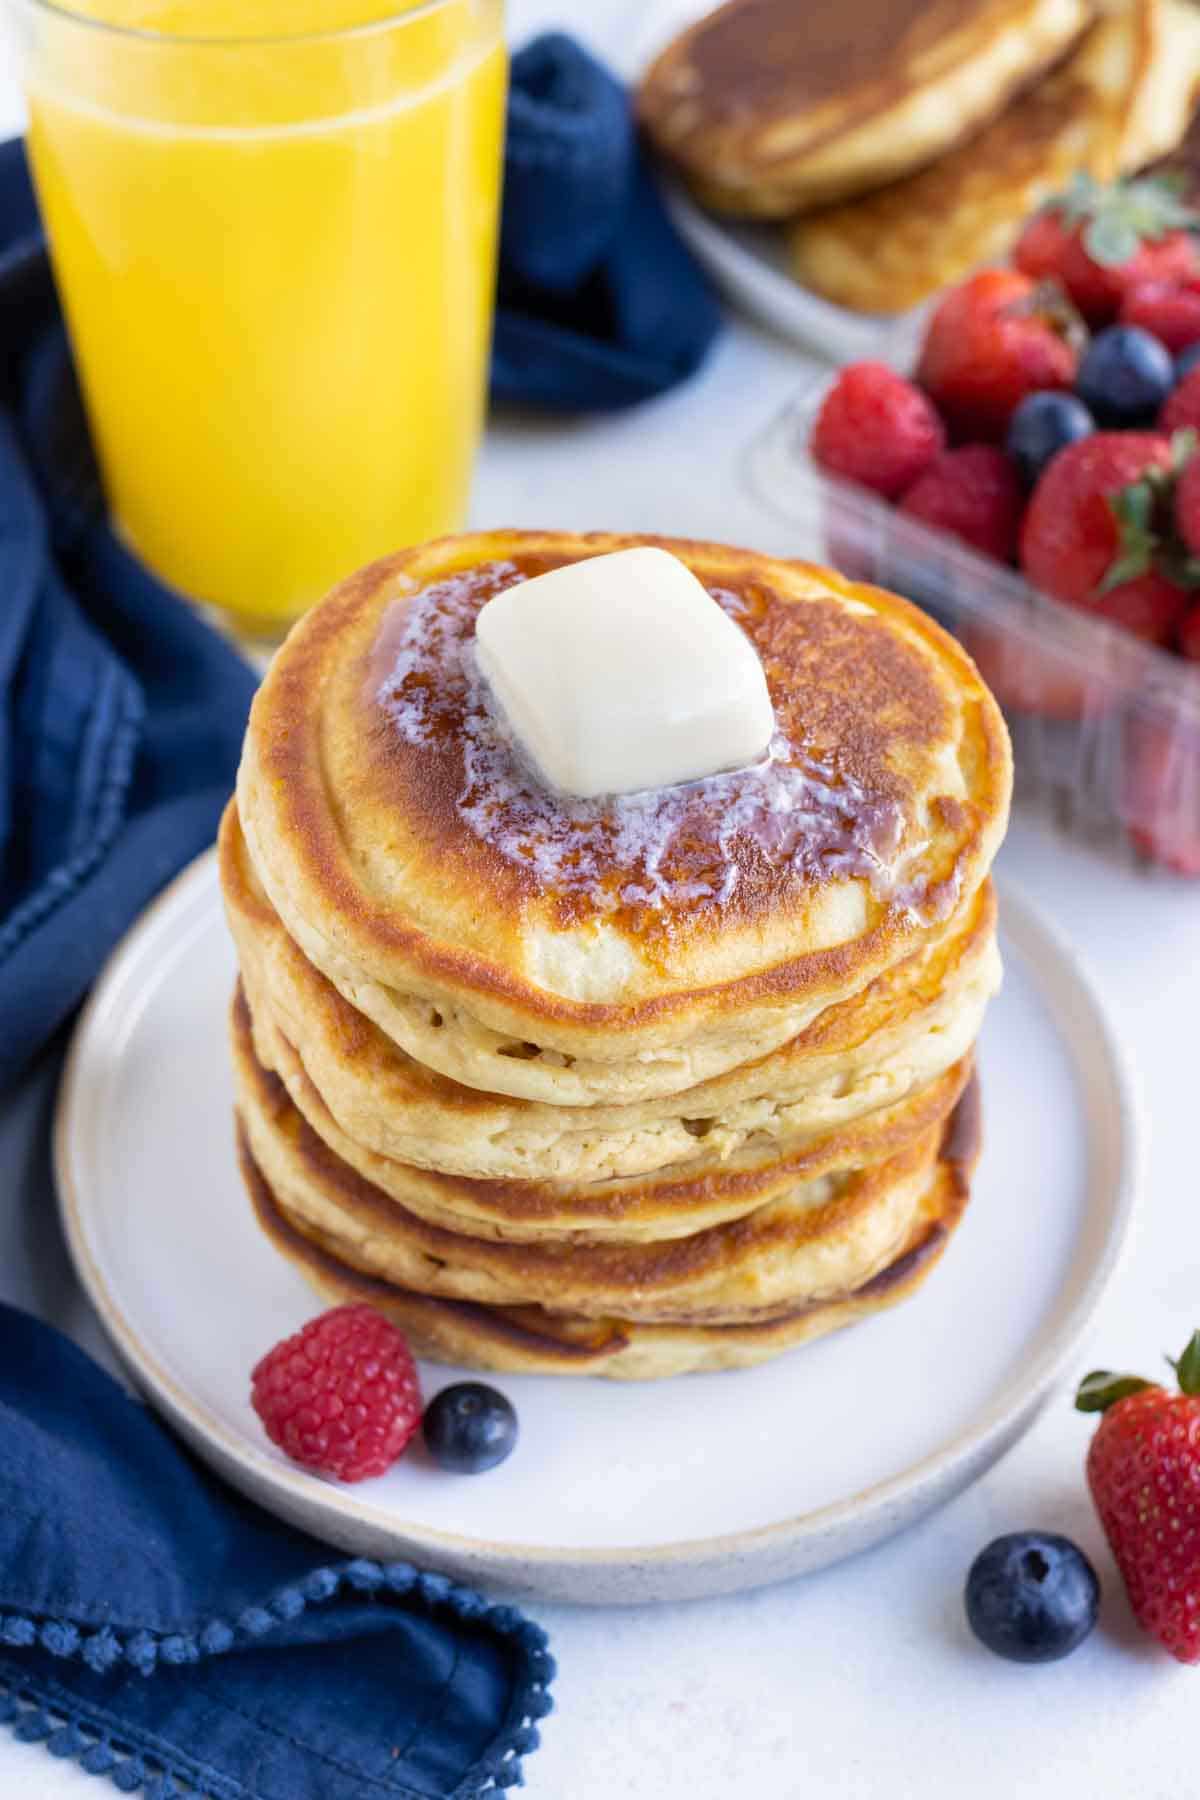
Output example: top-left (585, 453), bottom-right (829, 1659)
top-left (0, 1305), bottom-right (552, 1800)
top-left (0, 136), bottom-right (553, 1798)
top-left (493, 33), bottom-right (723, 410)
top-left (0, 137), bottom-right (258, 1095)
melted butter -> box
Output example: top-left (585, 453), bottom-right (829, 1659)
top-left (373, 559), bottom-right (926, 932)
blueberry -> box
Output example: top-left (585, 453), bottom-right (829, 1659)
top-left (965, 1532), bottom-right (1100, 1663)
top-left (1006, 392), bottom-right (1094, 488)
top-left (1176, 342), bottom-right (1200, 385)
top-left (423, 1382), bottom-right (518, 1473)
top-left (1076, 325), bottom-right (1174, 427)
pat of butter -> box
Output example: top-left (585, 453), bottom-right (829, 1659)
top-left (474, 547), bottom-right (775, 799)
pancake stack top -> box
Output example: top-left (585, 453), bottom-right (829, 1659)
top-left (223, 531), bottom-right (1012, 1380)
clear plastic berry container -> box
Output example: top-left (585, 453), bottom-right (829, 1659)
top-left (744, 369), bottom-right (1200, 876)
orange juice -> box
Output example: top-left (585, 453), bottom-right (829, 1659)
top-left (17, 0), bottom-right (506, 634)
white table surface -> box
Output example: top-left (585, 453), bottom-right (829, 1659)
top-left (4, 7), bottom-right (1200, 1796)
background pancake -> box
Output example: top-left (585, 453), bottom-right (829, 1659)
top-left (236, 532), bottom-right (1010, 1073)
top-left (788, 0), bottom-right (1200, 314)
top-left (636, 0), bottom-right (1093, 217)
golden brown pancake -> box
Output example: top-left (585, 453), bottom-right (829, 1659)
top-left (238, 1073), bottom-right (980, 1378)
top-left (235, 532), bottom-right (1011, 1087)
top-left (788, 0), bottom-right (1200, 315)
top-left (789, 5), bottom-right (1140, 314)
top-left (234, 979), bottom-right (972, 1280)
top-left (1117, 0), bottom-right (1200, 172)
top-left (637, 0), bottom-right (1093, 217)
top-left (236, 1014), bottom-right (950, 1324)
top-left (236, 982), bottom-right (972, 1245)
top-left (224, 803), bottom-right (998, 1182)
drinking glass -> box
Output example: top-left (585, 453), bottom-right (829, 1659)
top-left (9, 0), bottom-right (507, 637)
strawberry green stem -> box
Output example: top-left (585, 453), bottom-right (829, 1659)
top-left (1076, 1371), bottom-right (1155, 1413)
top-left (1076, 1330), bottom-right (1200, 1411)
top-left (1169, 1330), bottom-right (1200, 1396)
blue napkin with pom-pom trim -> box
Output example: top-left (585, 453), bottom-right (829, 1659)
top-left (0, 1306), bottom-right (553, 1799)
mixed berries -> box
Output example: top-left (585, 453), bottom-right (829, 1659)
top-left (811, 172), bottom-right (1200, 872)
top-left (813, 178), bottom-right (1200, 644)
top-left (251, 1305), bottom-right (518, 1483)
top-left (256, 1309), bottom-right (1200, 1677)
top-left (1012, 175), bottom-right (1198, 326)
top-left (966, 1326), bottom-right (1200, 1669)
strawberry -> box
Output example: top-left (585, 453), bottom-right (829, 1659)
top-left (897, 445), bottom-right (1024, 562)
top-left (1093, 575), bottom-right (1188, 648)
top-left (811, 362), bottom-right (944, 500)
top-left (1077, 1334), bottom-right (1200, 1660)
top-left (1175, 451), bottom-right (1200, 560)
top-left (917, 270), bottom-right (1082, 442)
top-left (964, 623), bottom-right (1119, 723)
top-left (1122, 715), bottom-right (1200, 875)
top-left (1015, 174), bottom-right (1200, 326)
top-left (1120, 276), bottom-right (1200, 353)
top-left (1181, 600), bottom-right (1200, 661)
top-left (1160, 366), bottom-right (1200, 436)
top-left (1018, 432), bottom-right (1191, 641)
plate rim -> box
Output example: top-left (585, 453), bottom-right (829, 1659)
top-left (661, 182), bottom-right (917, 365)
top-left (54, 848), bottom-right (1140, 1585)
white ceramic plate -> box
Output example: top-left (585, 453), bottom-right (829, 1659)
top-left (55, 852), bottom-right (1136, 1606)
top-left (661, 183), bottom-right (930, 366)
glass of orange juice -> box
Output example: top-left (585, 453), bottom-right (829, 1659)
top-left (8, 0), bottom-right (507, 638)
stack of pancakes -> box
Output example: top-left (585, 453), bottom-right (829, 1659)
top-left (638, 0), bottom-right (1200, 315)
top-left (223, 531), bottom-right (1011, 1379)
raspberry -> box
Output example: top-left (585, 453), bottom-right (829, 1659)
top-left (1158, 365), bottom-right (1200, 435)
top-left (251, 1305), bottom-right (422, 1482)
top-left (898, 445), bottom-right (1024, 562)
top-left (811, 361), bottom-right (944, 500)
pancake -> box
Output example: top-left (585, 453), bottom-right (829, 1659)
top-left (1116, 0), bottom-right (1200, 171)
top-left (234, 977), bottom-right (972, 1249)
top-left (224, 805), bottom-right (999, 1181)
top-left (238, 1075), bottom-right (980, 1378)
top-left (235, 1009), bottom-right (952, 1324)
top-left (789, 4), bottom-right (1144, 315)
top-left (788, 0), bottom-right (1200, 315)
top-left (235, 532), bottom-right (1011, 1093)
top-left (636, 0), bottom-right (1093, 219)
